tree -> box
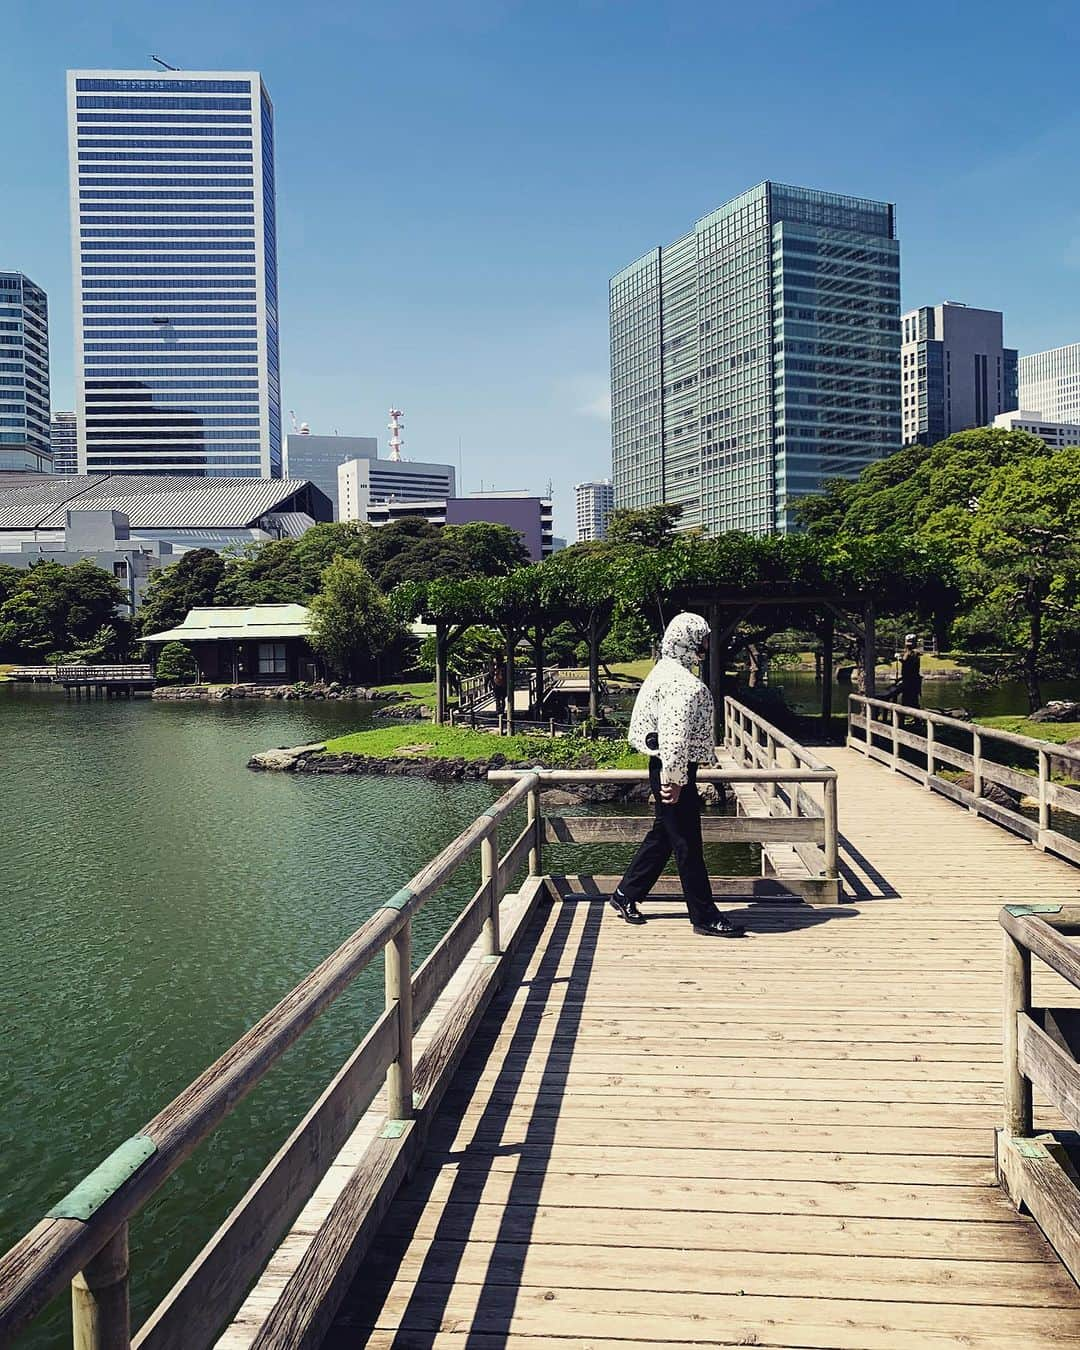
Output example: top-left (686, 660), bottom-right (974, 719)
top-left (443, 521), bottom-right (530, 575)
top-left (606, 504), bottom-right (684, 549)
top-left (309, 557), bottom-right (399, 682)
top-left (0, 561), bottom-right (131, 661)
top-left (155, 641), bottom-right (198, 685)
top-left (138, 548), bottom-right (225, 635)
top-left (965, 449), bottom-right (1080, 710)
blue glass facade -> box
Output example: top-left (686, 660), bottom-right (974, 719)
top-left (611, 182), bottom-right (901, 534)
top-left (68, 70), bottom-right (282, 477)
top-left (0, 272), bottom-right (51, 472)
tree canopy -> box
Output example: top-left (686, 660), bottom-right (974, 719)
top-left (0, 561), bottom-right (131, 662)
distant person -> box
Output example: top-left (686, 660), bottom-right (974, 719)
top-left (899, 634), bottom-right (923, 709)
top-left (491, 659), bottom-right (507, 717)
top-left (610, 613), bottom-right (743, 938)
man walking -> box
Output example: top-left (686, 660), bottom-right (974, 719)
top-left (611, 612), bottom-right (743, 937)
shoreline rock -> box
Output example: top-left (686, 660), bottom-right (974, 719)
top-left (246, 742), bottom-right (725, 805)
top-left (153, 681), bottom-right (404, 703)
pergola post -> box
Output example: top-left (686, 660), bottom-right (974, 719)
top-left (708, 604), bottom-right (723, 742)
top-left (532, 625), bottom-right (545, 717)
top-left (434, 622), bottom-right (448, 725)
top-left (504, 628), bottom-right (517, 735)
top-left (821, 609), bottom-right (834, 734)
top-left (863, 597), bottom-right (877, 699)
top-left (587, 613), bottom-right (600, 722)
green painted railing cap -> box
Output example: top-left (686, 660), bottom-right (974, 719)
top-left (381, 886), bottom-right (415, 913)
top-left (1014, 1139), bottom-right (1051, 1159)
top-left (1005, 904), bottom-right (1063, 916)
top-left (483, 805), bottom-right (502, 818)
top-left (47, 1135), bottom-right (156, 1221)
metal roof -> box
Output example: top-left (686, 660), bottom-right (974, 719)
top-left (0, 475), bottom-right (320, 531)
top-left (142, 603), bottom-right (312, 644)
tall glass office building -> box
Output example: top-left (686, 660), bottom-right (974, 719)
top-left (67, 69), bottom-right (281, 476)
top-left (0, 272), bottom-right (51, 473)
top-left (610, 182), bottom-right (900, 533)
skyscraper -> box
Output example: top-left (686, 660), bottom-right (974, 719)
top-left (610, 182), bottom-right (900, 534)
top-left (67, 69), bottom-right (281, 477)
top-left (50, 412), bottom-right (78, 475)
top-left (901, 302), bottom-right (1017, 446)
top-left (1019, 343), bottom-right (1080, 424)
top-left (575, 479), bottom-right (614, 541)
top-left (0, 272), bottom-right (51, 473)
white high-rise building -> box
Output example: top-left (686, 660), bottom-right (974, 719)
top-left (1019, 344), bottom-right (1080, 424)
top-left (284, 433), bottom-right (377, 517)
top-left (575, 479), bottom-right (614, 542)
top-left (50, 412), bottom-right (78, 475)
top-left (67, 69), bottom-right (281, 476)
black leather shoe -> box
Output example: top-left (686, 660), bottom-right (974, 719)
top-left (692, 915), bottom-right (744, 937)
top-left (610, 893), bottom-right (646, 925)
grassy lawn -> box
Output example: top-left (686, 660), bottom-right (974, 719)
top-left (369, 679), bottom-right (436, 706)
top-left (978, 716), bottom-right (1080, 746)
top-left (322, 722), bottom-right (646, 769)
top-left (607, 660), bottom-right (652, 682)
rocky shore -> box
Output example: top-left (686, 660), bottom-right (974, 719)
top-left (153, 681), bottom-right (414, 706)
top-left (246, 741), bottom-right (726, 805)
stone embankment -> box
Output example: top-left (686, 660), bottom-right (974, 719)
top-left (247, 742), bottom-right (723, 805)
top-left (153, 681), bottom-right (411, 705)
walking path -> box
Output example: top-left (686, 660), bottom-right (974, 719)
top-left (323, 746), bottom-right (1080, 1348)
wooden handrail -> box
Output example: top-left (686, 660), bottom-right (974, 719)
top-left (0, 772), bottom-right (539, 1347)
top-left (997, 903), bottom-right (1080, 1283)
top-left (848, 693), bottom-right (1080, 869)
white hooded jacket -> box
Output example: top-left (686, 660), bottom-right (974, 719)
top-left (628, 613), bottom-right (717, 786)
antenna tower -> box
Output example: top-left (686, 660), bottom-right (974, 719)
top-left (388, 407), bottom-right (405, 461)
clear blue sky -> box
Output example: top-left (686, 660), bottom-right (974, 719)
top-left (5, 0), bottom-right (1079, 534)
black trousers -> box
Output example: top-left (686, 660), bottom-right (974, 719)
top-left (616, 758), bottom-right (721, 927)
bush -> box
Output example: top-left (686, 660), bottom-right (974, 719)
top-left (155, 641), bottom-right (197, 686)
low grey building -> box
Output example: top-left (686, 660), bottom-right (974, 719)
top-left (284, 433), bottom-right (378, 517)
top-left (7, 509), bottom-right (171, 611)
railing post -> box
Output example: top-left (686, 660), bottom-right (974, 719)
top-left (72, 1224), bottom-right (130, 1350)
top-left (765, 735), bottom-right (777, 798)
top-left (481, 821), bottom-right (501, 957)
top-left (1002, 928), bottom-right (1033, 1139)
top-left (823, 777), bottom-right (839, 880)
top-left (384, 919), bottom-right (413, 1121)
top-left (925, 715), bottom-right (936, 789)
top-left (527, 779), bottom-right (542, 876)
top-left (1038, 748), bottom-right (1050, 846)
top-left (890, 705), bottom-right (900, 770)
top-left (971, 728), bottom-right (983, 813)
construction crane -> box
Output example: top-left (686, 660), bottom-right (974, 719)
top-left (288, 411), bottom-right (311, 435)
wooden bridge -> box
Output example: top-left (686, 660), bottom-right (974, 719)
top-left (3, 697), bottom-right (1080, 1348)
top-left (7, 663), bottom-right (156, 697)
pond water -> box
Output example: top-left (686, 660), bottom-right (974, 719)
top-left (0, 684), bottom-right (752, 1344)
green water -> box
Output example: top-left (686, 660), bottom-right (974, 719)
top-left (0, 684), bottom-right (754, 1345)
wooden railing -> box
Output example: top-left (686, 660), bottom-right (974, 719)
top-left (848, 694), bottom-right (1080, 868)
top-left (0, 772), bottom-right (544, 1349)
top-left (56, 664), bottom-right (154, 682)
top-left (490, 702), bottom-right (839, 902)
top-left (998, 903), bottom-right (1080, 1282)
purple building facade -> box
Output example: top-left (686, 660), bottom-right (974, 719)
top-left (444, 495), bottom-right (553, 561)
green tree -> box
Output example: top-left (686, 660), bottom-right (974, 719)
top-left (155, 641), bottom-right (198, 685)
top-left (606, 503), bottom-right (684, 549)
top-left (309, 557), bottom-right (399, 681)
top-left (138, 548), bottom-right (226, 635)
top-left (964, 449), bottom-right (1080, 710)
top-left (443, 520), bottom-right (530, 575)
top-left (0, 561), bottom-right (131, 661)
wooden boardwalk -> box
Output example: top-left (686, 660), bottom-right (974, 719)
top-left (324, 746), bottom-right (1080, 1349)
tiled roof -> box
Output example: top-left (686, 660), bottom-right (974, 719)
top-left (142, 603), bottom-right (312, 644)
top-left (0, 475), bottom-right (318, 531)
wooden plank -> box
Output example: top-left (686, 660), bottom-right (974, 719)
top-left (543, 815), bottom-right (825, 844)
top-left (1019, 1013), bottom-right (1080, 1131)
top-left (997, 1131), bottom-right (1080, 1288)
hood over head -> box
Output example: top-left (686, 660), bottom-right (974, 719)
top-left (660, 612), bottom-right (711, 669)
